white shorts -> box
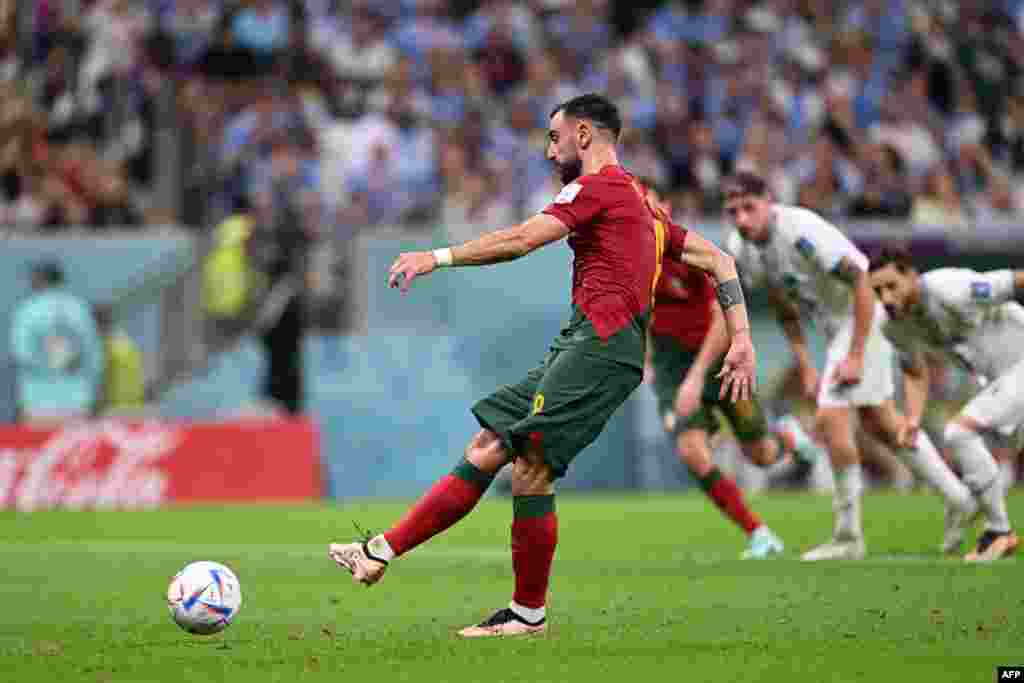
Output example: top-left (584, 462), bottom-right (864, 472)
top-left (818, 304), bottom-right (895, 408)
top-left (962, 356), bottom-right (1024, 437)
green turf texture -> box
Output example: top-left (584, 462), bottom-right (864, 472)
top-left (0, 491), bottom-right (1019, 683)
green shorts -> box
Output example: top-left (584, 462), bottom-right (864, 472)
top-left (649, 334), bottom-right (767, 443)
top-left (472, 345), bottom-right (642, 479)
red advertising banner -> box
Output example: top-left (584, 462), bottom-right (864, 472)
top-left (0, 417), bottom-right (321, 510)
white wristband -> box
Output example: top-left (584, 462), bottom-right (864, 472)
top-left (432, 247), bottom-right (453, 267)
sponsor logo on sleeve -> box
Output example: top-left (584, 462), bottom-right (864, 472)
top-left (971, 281), bottom-right (992, 300)
top-left (795, 236), bottom-right (816, 260)
top-left (553, 182), bottom-right (583, 204)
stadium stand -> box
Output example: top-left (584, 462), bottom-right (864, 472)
top-left (2, 0), bottom-right (1024, 489)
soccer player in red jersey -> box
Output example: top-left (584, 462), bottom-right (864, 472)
top-left (329, 94), bottom-right (756, 637)
top-left (639, 180), bottom-right (823, 558)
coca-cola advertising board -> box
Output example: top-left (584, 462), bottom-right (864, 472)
top-left (0, 417), bottom-right (321, 510)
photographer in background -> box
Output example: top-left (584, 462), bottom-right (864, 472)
top-left (10, 262), bottom-right (104, 424)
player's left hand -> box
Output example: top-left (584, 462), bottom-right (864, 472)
top-left (832, 353), bottom-right (864, 387)
top-left (718, 332), bottom-right (755, 402)
top-left (388, 251), bottom-right (438, 293)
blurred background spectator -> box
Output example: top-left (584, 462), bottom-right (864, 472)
top-left (10, 261), bottom-right (103, 424)
top-left (94, 304), bottom-right (145, 415)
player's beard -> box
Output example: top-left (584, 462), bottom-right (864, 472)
top-left (557, 157), bottom-right (583, 185)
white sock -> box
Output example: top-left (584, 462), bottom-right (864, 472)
top-left (896, 431), bottom-right (973, 510)
top-left (509, 601), bottom-right (545, 624)
top-left (945, 424), bottom-right (1010, 533)
top-left (832, 463), bottom-right (864, 540)
top-left (367, 534), bottom-right (396, 562)
top-left (776, 414), bottom-right (818, 464)
top-left (978, 479), bottom-right (1012, 534)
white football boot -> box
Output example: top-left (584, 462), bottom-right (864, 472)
top-left (801, 537), bottom-right (866, 561)
top-left (457, 608), bottom-right (547, 638)
top-left (328, 542), bottom-right (388, 586)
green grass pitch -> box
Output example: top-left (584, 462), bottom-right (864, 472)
top-left (0, 491), bottom-right (1020, 682)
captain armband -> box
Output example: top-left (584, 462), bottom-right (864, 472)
top-left (715, 278), bottom-right (745, 310)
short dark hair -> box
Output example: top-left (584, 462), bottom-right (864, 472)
top-left (721, 171), bottom-right (769, 200)
top-left (94, 304), bottom-right (114, 330)
top-left (551, 93), bottom-right (622, 140)
top-left (868, 245), bottom-right (916, 273)
top-left (32, 260), bottom-right (64, 286)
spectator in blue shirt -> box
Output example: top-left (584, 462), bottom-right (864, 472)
top-left (10, 262), bottom-right (104, 424)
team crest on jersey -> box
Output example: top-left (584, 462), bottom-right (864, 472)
top-left (554, 182), bottom-right (583, 204)
top-left (795, 236), bottom-right (816, 260)
top-left (970, 281), bottom-right (992, 300)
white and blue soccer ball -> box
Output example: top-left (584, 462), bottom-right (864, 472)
top-left (166, 561), bottom-right (242, 635)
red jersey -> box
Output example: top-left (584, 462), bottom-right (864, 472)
top-left (650, 251), bottom-right (715, 351)
top-left (543, 165), bottom-right (684, 341)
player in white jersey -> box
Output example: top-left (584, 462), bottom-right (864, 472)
top-left (869, 247), bottom-right (1020, 561)
top-left (721, 172), bottom-right (976, 560)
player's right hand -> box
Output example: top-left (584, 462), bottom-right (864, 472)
top-left (799, 365), bottom-right (820, 403)
top-left (388, 251), bottom-right (438, 293)
top-left (718, 334), bottom-right (755, 402)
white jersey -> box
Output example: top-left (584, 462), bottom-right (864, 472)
top-left (884, 268), bottom-right (1024, 381)
top-left (737, 205), bottom-right (870, 339)
top-left (727, 213), bottom-right (894, 408)
top-left (725, 228), bottom-right (765, 290)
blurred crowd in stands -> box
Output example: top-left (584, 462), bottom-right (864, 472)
top-left (3, 0), bottom-right (1024, 482)
top-left (4, 0), bottom-right (1024, 237)
top-left (0, 0), bottom-right (160, 230)
top-left (171, 0), bottom-right (1024, 240)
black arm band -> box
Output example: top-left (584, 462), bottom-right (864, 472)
top-left (715, 278), bottom-right (745, 310)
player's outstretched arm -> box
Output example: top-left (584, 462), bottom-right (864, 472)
top-left (388, 214), bottom-right (570, 292)
top-left (674, 230), bottom-right (755, 401)
top-left (675, 231), bottom-right (749, 335)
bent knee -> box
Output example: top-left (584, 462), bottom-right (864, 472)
top-left (511, 456), bottom-right (554, 496)
top-left (744, 440), bottom-right (777, 467)
top-left (676, 430), bottom-right (714, 474)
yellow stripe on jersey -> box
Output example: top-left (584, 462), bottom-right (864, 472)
top-left (651, 218), bottom-right (666, 308)
top-left (629, 178), bottom-right (669, 311)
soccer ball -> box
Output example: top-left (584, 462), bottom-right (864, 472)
top-left (166, 561), bottom-right (242, 635)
